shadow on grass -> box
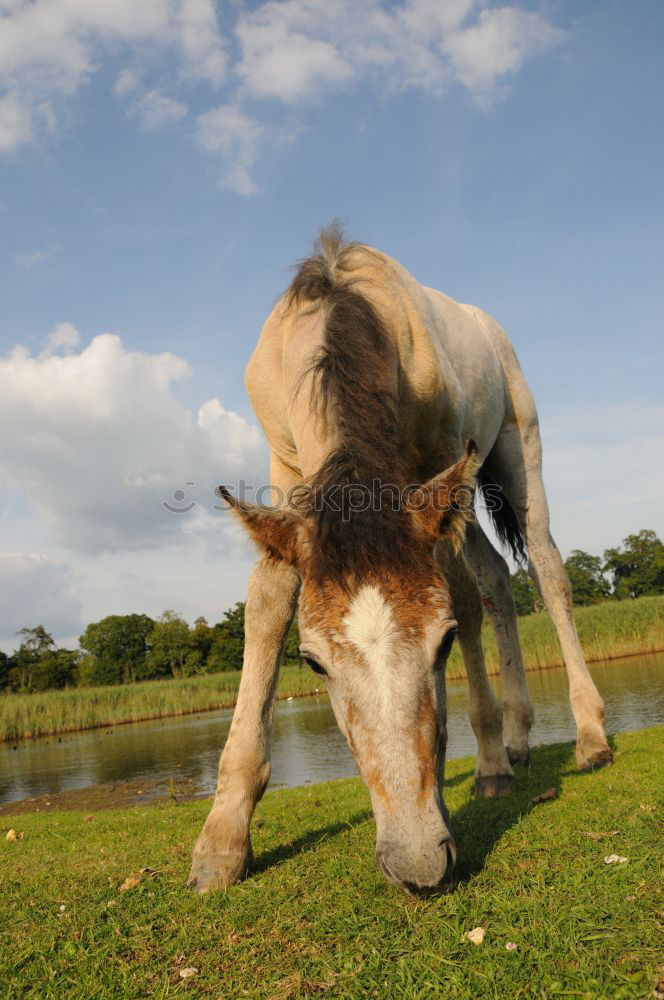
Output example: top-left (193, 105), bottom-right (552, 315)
top-left (250, 739), bottom-right (601, 886)
top-left (250, 809), bottom-right (373, 876)
top-left (443, 768), bottom-right (475, 788)
top-left (451, 739), bottom-right (576, 884)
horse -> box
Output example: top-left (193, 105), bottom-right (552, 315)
top-left (188, 225), bottom-right (612, 898)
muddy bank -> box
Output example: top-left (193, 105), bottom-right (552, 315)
top-left (0, 774), bottom-right (209, 817)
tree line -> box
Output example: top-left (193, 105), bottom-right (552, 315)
top-left (511, 529), bottom-right (663, 615)
top-left (1, 529), bottom-right (661, 694)
top-left (0, 606), bottom-right (300, 695)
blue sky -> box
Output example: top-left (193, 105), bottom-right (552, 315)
top-left (0, 0), bottom-right (662, 650)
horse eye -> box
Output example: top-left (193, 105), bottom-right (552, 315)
top-left (302, 655), bottom-right (327, 676)
top-left (434, 627), bottom-right (458, 670)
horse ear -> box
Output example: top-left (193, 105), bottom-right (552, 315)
top-left (217, 487), bottom-right (303, 565)
top-left (412, 441), bottom-right (481, 552)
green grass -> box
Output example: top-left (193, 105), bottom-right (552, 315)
top-left (1, 596), bottom-right (662, 742)
top-left (1, 727), bottom-right (662, 998)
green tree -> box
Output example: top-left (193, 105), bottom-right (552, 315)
top-left (204, 605), bottom-right (299, 672)
top-left (9, 626), bottom-right (55, 691)
top-left (80, 614), bottom-right (154, 685)
top-left (285, 616), bottom-right (300, 662)
top-left (218, 602), bottom-right (245, 641)
top-left (0, 649), bottom-right (10, 691)
top-left (510, 569), bottom-right (542, 616)
top-left (564, 549), bottom-right (610, 606)
top-left (30, 649), bottom-right (78, 691)
top-left (188, 616), bottom-right (213, 674)
top-left (603, 530), bottom-right (664, 599)
top-left (145, 611), bottom-right (194, 678)
top-left (74, 654), bottom-right (99, 687)
top-left (207, 602), bottom-right (246, 673)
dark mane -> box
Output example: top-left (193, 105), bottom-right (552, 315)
top-left (287, 224), bottom-right (422, 585)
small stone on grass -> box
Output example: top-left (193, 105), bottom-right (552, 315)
top-left (463, 927), bottom-right (485, 945)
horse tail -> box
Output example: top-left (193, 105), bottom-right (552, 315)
top-left (478, 467), bottom-right (527, 565)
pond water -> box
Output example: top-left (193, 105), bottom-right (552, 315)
top-left (1, 651), bottom-right (663, 806)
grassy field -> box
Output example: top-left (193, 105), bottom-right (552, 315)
top-left (1, 595), bottom-right (662, 743)
top-left (1, 726), bottom-right (662, 998)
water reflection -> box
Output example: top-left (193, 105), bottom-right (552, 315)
top-left (1, 652), bottom-right (663, 805)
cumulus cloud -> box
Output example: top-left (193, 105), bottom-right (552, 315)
top-left (194, 104), bottom-right (264, 195)
top-left (234, 0), bottom-right (564, 104)
top-left (235, 10), bottom-right (353, 103)
top-left (13, 248), bottom-right (50, 268)
top-left (442, 6), bottom-right (564, 100)
top-left (113, 68), bottom-right (141, 99)
top-left (0, 0), bottom-right (226, 152)
top-left (175, 0), bottom-right (228, 86)
top-left (0, 327), bottom-right (266, 554)
top-left (128, 89), bottom-right (188, 130)
top-left (39, 321), bottom-right (81, 356)
top-left (0, 0), bottom-right (565, 185)
top-left (0, 554), bottom-right (83, 646)
top-left (0, 91), bottom-right (33, 154)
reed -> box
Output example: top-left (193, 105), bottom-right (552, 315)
top-left (0, 664), bottom-right (317, 743)
top-left (1, 595), bottom-right (662, 742)
top-left (446, 593), bottom-right (664, 680)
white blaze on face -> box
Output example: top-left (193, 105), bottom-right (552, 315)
top-left (343, 584), bottom-right (398, 677)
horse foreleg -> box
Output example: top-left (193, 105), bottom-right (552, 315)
top-left (464, 523), bottom-right (534, 766)
top-left (188, 555), bottom-right (300, 892)
top-left (435, 540), bottom-right (514, 797)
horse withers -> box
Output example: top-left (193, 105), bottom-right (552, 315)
top-left (188, 227), bottom-right (611, 898)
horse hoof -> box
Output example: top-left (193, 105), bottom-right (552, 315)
top-left (474, 773), bottom-right (515, 798)
top-left (578, 747), bottom-right (613, 772)
top-left (187, 847), bottom-right (252, 894)
top-left (506, 746), bottom-right (530, 768)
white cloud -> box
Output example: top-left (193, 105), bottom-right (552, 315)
top-left (442, 7), bottom-right (564, 100)
top-left (234, 0), bottom-right (564, 105)
top-left (128, 89), bottom-right (188, 130)
top-left (13, 248), bottom-right (49, 268)
top-left (235, 6), bottom-right (353, 103)
top-left (0, 91), bottom-right (33, 154)
top-left (113, 67), bottom-right (141, 99)
top-left (39, 321), bottom-right (81, 356)
top-left (176, 0), bottom-right (228, 86)
top-left (194, 104), bottom-right (264, 194)
top-left (0, 327), bottom-right (266, 554)
top-left (0, 553), bottom-right (83, 647)
top-left (0, 0), bottom-right (565, 185)
top-left (0, 0), bottom-right (226, 151)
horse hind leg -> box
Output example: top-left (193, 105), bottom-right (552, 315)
top-left (464, 522), bottom-right (534, 767)
top-left (487, 418), bottom-right (612, 772)
top-left (435, 539), bottom-right (514, 798)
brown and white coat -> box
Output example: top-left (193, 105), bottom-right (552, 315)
top-left (188, 227), bottom-right (611, 897)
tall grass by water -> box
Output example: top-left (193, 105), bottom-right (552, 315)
top-left (446, 592), bottom-right (664, 678)
top-left (1, 595), bottom-right (662, 742)
top-left (0, 664), bottom-right (318, 743)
